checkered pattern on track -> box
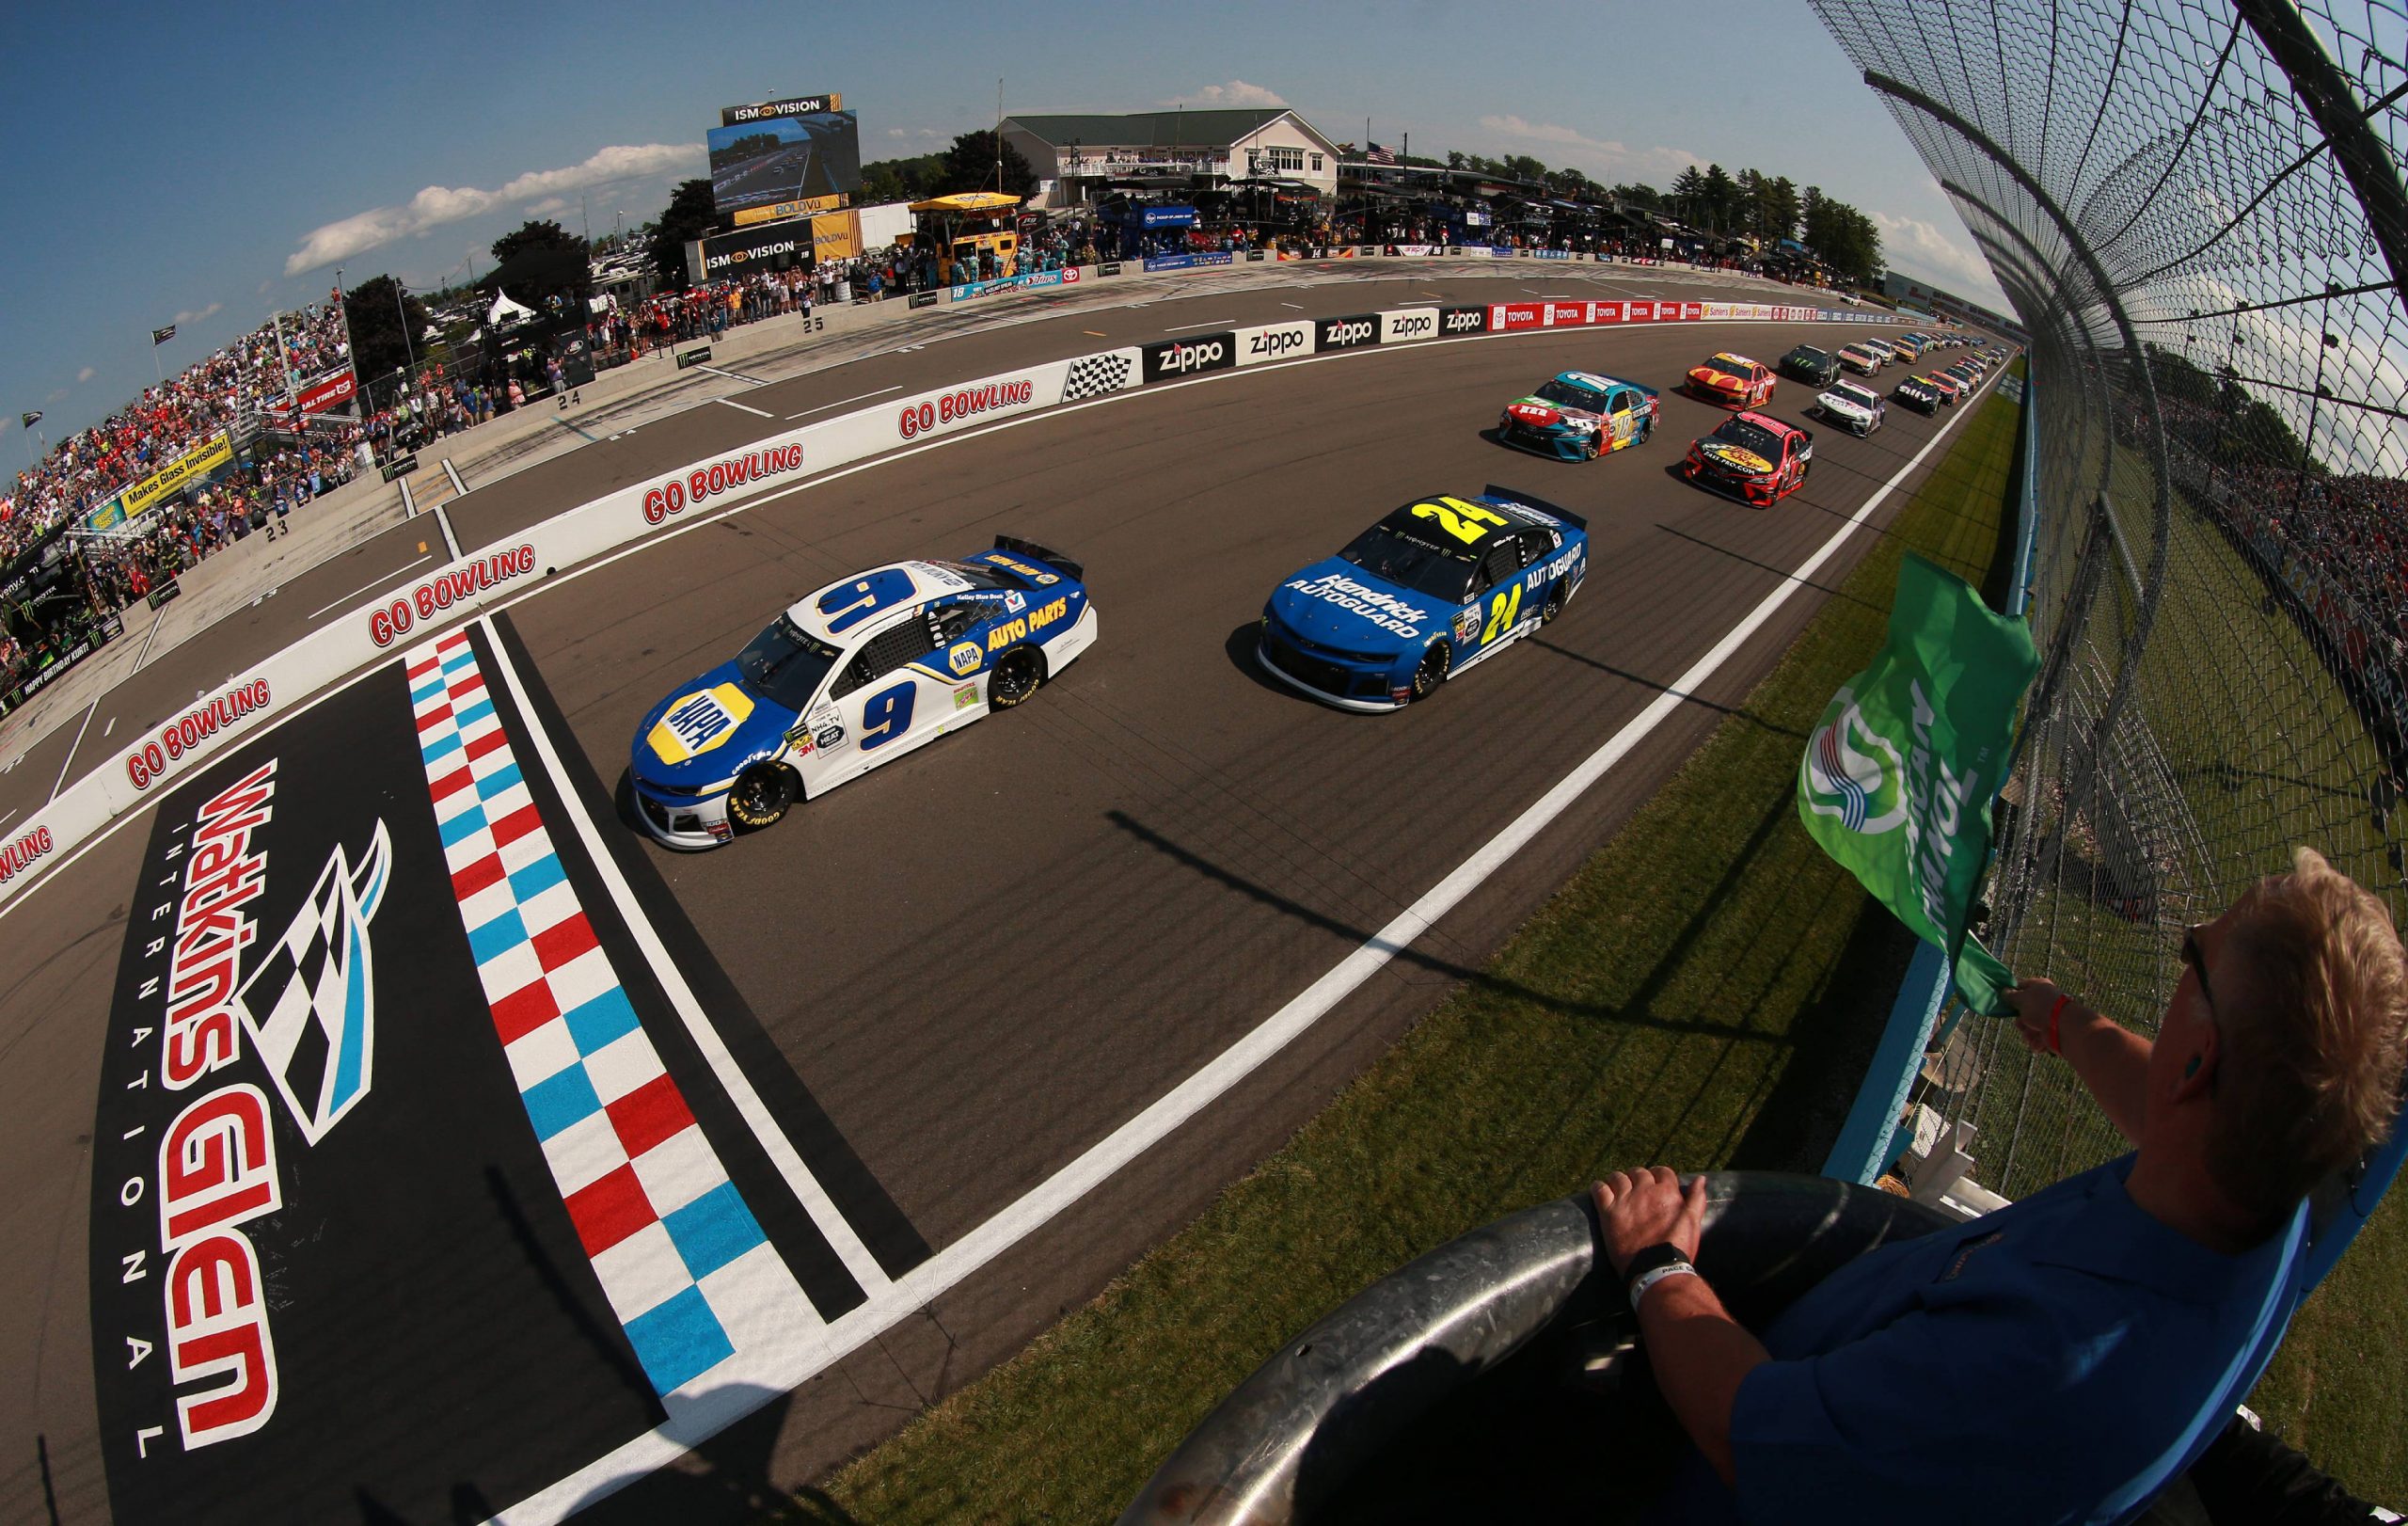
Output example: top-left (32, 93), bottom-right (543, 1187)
top-left (405, 628), bottom-right (812, 1395)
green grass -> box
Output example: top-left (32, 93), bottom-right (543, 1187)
top-left (800, 394), bottom-right (2022, 1523)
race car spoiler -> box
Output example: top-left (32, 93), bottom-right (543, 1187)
top-left (994, 533), bottom-right (1085, 584)
top-left (1481, 484), bottom-right (1588, 533)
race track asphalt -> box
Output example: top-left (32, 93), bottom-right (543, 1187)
top-left (0, 264), bottom-right (2001, 1521)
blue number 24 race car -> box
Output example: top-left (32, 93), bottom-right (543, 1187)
top-left (629, 537), bottom-right (1096, 847)
top-left (1258, 486), bottom-right (1588, 711)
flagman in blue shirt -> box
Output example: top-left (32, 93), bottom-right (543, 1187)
top-left (1602, 848), bottom-right (2408, 1524)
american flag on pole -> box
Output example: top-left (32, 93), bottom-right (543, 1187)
top-left (1365, 142), bottom-right (1398, 165)
top-left (235, 821), bottom-right (392, 1144)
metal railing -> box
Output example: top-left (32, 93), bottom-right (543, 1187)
top-left (1811, 0), bottom-right (2408, 1204)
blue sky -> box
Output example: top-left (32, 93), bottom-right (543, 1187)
top-left (0, 0), bottom-right (2006, 450)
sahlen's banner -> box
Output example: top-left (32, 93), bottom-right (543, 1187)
top-left (1798, 554), bottom-right (2036, 1012)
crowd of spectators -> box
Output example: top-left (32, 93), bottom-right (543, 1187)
top-left (3, 299), bottom-right (351, 568)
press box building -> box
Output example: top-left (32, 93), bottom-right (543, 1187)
top-left (1001, 109), bottom-right (1344, 209)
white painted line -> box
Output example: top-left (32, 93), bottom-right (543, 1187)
top-left (48, 699), bottom-right (101, 803)
top-left (1280, 301), bottom-right (1305, 310)
top-left (132, 605), bottom-right (167, 671)
top-left (480, 327), bottom-right (1992, 1526)
top-left (435, 503), bottom-right (463, 563)
top-left (713, 396), bottom-right (775, 420)
top-left (0, 808), bottom-right (14, 831)
top-left (102, 716), bottom-right (114, 739)
top-left (309, 554), bottom-right (435, 619)
top-left (786, 385), bottom-right (901, 421)
top-left (1162, 318), bottom-right (1237, 331)
top-left (474, 616), bottom-right (894, 1296)
top-left (692, 362), bottom-right (770, 386)
top-left (442, 457), bottom-right (468, 498)
top-left (398, 474), bottom-right (418, 517)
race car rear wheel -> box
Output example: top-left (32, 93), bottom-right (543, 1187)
top-left (989, 645), bottom-right (1046, 709)
top-left (1409, 642), bottom-right (1451, 702)
top-left (1541, 582), bottom-right (1568, 626)
top-left (728, 764), bottom-right (797, 831)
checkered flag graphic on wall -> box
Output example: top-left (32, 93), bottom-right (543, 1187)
top-left (1061, 353), bottom-right (1133, 402)
top-left (235, 820), bottom-right (392, 1145)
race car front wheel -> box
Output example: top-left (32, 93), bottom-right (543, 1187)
top-left (1410, 642), bottom-right (1451, 702)
top-left (1541, 582), bottom-right (1568, 626)
top-left (989, 645), bottom-right (1046, 709)
top-left (728, 764), bottom-right (797, 831)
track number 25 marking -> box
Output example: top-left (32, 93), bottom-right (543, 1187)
top-left (861, 682), bottom-right (916, 749)
top-left (1411, 497), bottom-right (1508, 545)
top-left (1481, 584), bottom-right (1525, 644)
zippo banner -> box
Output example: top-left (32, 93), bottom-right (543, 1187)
top-left (0, 294), bottom-right (1908, 908)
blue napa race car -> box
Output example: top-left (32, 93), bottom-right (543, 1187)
top-left (1258, 485), bottom-right (1589, 712)
top-left (1497, 371), bottom-right (1659, 461)
top-left (629, 537), bottom-right (1096, 848)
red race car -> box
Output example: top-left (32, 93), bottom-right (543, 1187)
top-left (1686, 351), bottom-right (1776, 408)
top-left (1684, 411), bottom-right (1815, 506)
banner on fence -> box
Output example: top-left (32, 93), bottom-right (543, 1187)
top-left (121, 432), bottom-right (233, 518)
top-left (1141, 251), bottom-right (1234, 273)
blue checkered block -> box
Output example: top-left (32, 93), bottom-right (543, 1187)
top-left (405, 630), bottom-right (813, 1395)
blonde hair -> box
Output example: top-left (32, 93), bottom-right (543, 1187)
top-left (2210, 847), bottom-right (2408, 1224)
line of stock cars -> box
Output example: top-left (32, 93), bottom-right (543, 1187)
top-left (627, 323), bottom-right (2006, 849)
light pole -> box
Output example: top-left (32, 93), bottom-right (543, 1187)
top-left (393, 277), bottom-right (419, 388)
top-left (335, 267), bottom-right (364, 419)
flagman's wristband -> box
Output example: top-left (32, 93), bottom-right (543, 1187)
top-left (1621, 1241), bottom-right (1696, 1307)
top-left (2047, 993), bottom-right (2071, 1055)
top-left (1629, 1259), bottom-right (1700, 1310)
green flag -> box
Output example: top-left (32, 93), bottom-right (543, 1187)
top-left (1798, 553), bottom-right (2037, 1014)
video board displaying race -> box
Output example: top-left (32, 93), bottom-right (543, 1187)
top-left (706, 110), bottom-right (861, 215)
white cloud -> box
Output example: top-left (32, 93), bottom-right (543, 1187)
top-left (1873, 211), bottom-right (1997, 294)
top-left (523, 197), bottom-right (570, 217)
top-left (76, 367), bottom-right (94, 383)
top-left (171, 301), bottom-right (222, 327)
top-left (882, 126), bottom-right (943, 141)
top-left (1474, 115), bottom-right (1697, 178)
top-left (1164, 80), bottom-right (1288, 108)
top-left (284, 142), bottom-right (701, 275)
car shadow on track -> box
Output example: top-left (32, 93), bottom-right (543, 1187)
top-left (1226, 622), bottom-right (1313, 701)
top-left (1478, 426), bottom-right (1583, 464)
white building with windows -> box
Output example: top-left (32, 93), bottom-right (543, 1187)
top-left (1001, 109), bottom-right (1342, 208)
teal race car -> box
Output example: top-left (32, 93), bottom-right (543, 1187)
top-left (1497, 371), bottom-right (1659, 461)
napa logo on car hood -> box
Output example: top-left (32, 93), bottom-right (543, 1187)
top-left (646, 679), bottom-right (758, 765)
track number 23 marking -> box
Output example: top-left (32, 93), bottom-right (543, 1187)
top-left (1411, 497), bottom-right (1508, 545)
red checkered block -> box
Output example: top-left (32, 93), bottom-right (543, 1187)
top-left (404, 630), bottom-right (816, 1396)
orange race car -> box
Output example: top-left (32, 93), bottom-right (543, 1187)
top-left (1686, 351), bottom-right (1776, 408)
top-left (1684, 410), bottom-right (1815, 506)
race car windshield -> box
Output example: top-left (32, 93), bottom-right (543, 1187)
top-left (1830, 382), bottom-right (1877, 408)
top-left (1708, 420), bottom-right (1785, 458)
top-left (1338, 525), bottom-right (1476, 601)
top-left (1532, 379), bottom-right (1600, 408)
top-left (1786, 347), bottom-right (1830, 366)
top-left (737, 615), bottom-right (845, 710)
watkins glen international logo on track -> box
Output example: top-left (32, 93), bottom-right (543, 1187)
top-left (107, 758), bottom-right (393, 1457)
top-left (1801, 689), bottom-right (1907, 835)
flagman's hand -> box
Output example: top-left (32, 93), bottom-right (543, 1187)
top-left (2006, 977), bottom-right (2069, 1055)
top-left (1592, 1168), bottom-right (1707, 1278)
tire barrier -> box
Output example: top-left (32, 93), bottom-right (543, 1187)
top-left (1118, 1173), bottom-right (1953, 1526)
top-left (0, 280), bottom-right (1913, 909)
